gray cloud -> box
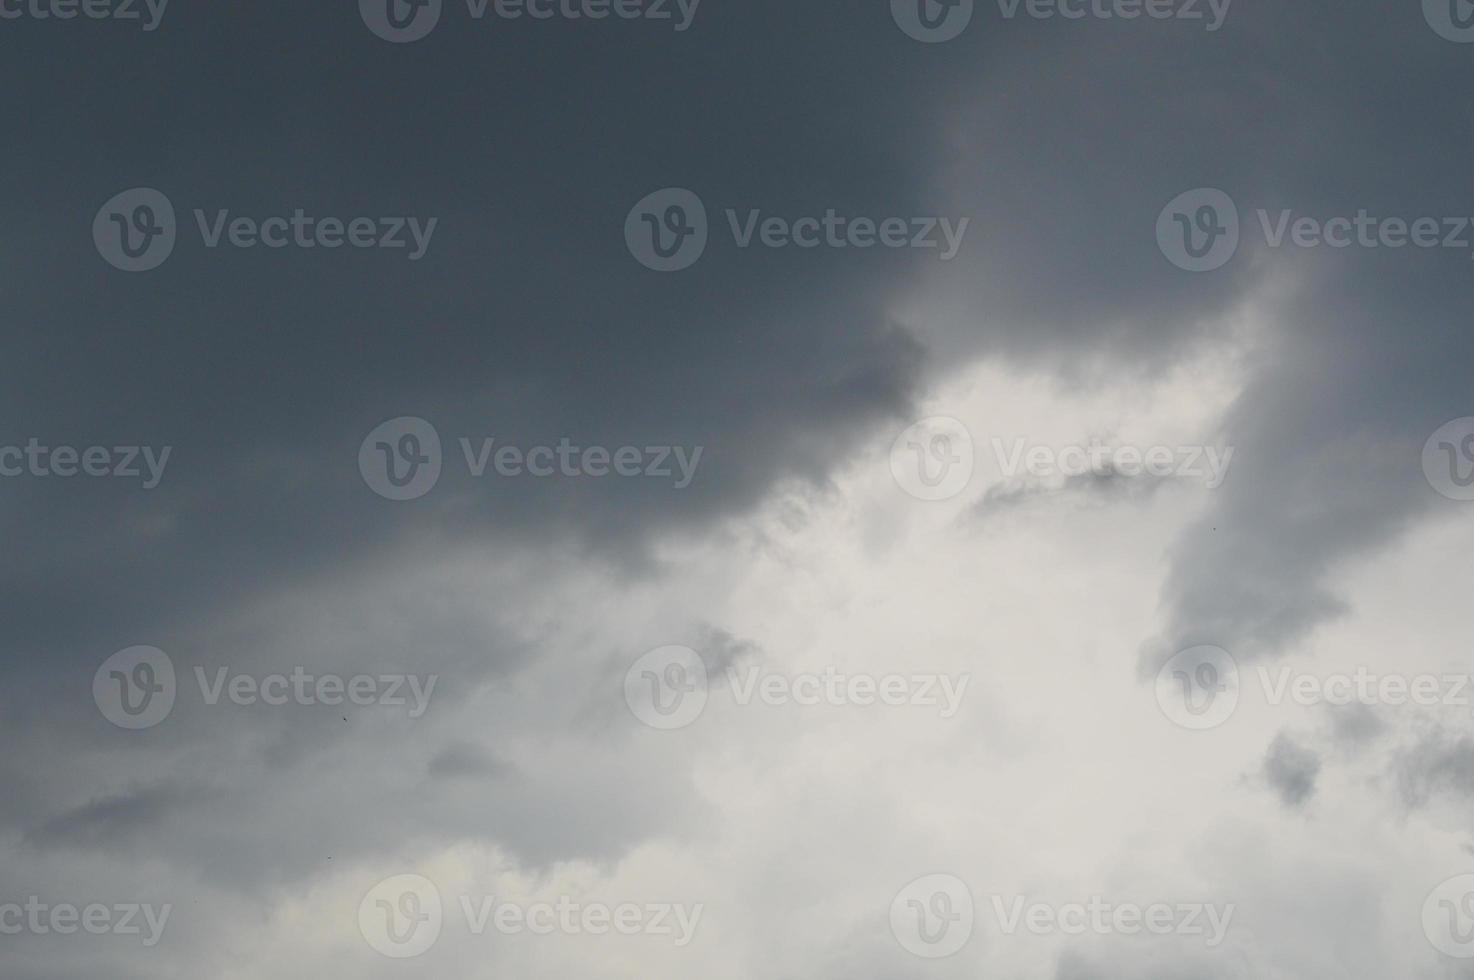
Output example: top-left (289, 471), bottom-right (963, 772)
top-left (1396, 732), bottom-right (1474, 810)
top-left (1262, 731), bottom-right (1322, 808)
top-left (973, 466), bottom-right (1171, 520)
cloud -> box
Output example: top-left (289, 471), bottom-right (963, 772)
top-left (1261, 731), bottom-right (1322, 808)
top-left (4, 2), bottom-right (1474, 978)
top-left (1395, 732), bottom-right (1474, 810)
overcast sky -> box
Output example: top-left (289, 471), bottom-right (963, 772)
top-left (4, 1), bottom-right (1474, 977)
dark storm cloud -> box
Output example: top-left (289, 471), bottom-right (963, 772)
top-left (0, 0), bottom-right (938, 679)
top-left (0, 3), bottom-right (947, 916)
top-left (3, 1), bottom-right (1461, 694)
top-left (1137, 285), bottom-right (1467, 670)
top-left (871, 3), bottom-right (1474, 670)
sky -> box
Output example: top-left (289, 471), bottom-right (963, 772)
top-left (4, 0), bottom-right (1474, 977)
